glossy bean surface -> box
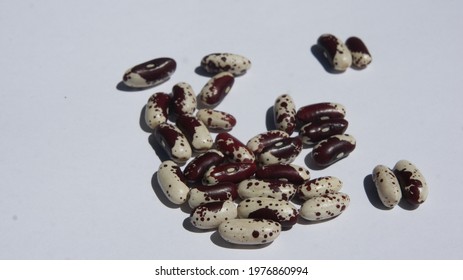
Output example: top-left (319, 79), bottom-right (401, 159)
top-left (203, 162), bottom-right (257, 186)
top-left (188, 182), bottom-right (238, 209)
top-left (297, 176), bottom-right (343, 200)
top-left (311, 134), bottom-right (356, 167)
top-left (201, 53), bottom-right (251, 76)
top-left (144, 92), bottom-right (171, 130)
top-left (157, 160), bottom-right (189, 205)
top-left (257, 137), bottom-right (302, 165)
top-left (246, 130), bottom-right (289, 155)
top-left (199, 72), bottom-right (234, 108)
top-left (393, 160), bottom-right (429, 205)
top-left (317, 34), bottom-right (352, 71)
top-left (296, 102), bottom-right (346, 124)
top-left (256, 163), bottom-right (310, 184)
top-left (299, 118), bottom-right (348, 145)
top-left (215, 132), bottom-right (255, 163)
top-left (176, 115), bottom-right (213, 153)
top-left (122, 57), bottom-right (176, 88)
top-left (183, 149), bottom-right (225, 183)
top-left (190, 201), bottom-right (237, 229)
top-left (299, 192), bottom-right (350, 221)
top-left (155, 123), bottom-right (192, 164)
top-left (273, 94), bottom-right (297, 134)
top-left (171, 82), bottom-right (197, 117)
top-left (196, 109), bottom-right (236, 132)
top-left (218, 219), bottom-right (281, 245)
top-left (345, 36), bottom-right (372, 69)
top-left (372, 165), bottom-right (402, 208)
top-left (238, 179), bottom-right (296, 201)
top-left (238, 197), bottom-right (299, 228)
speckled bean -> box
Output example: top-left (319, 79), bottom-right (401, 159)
top-left (188, 182), bottom-right (238, 209)
top-left (215, 132), bottom-right (255, 163)
top-left (345, 36), bottom-right (372, 69)
top-left (122, 57), bottom-right (176, 88)
top-left (199, 72), bottom-right (234, 108)
top-left (155, 123), bottom-right (192, 164)
top-left (372, 165), bottom-right (402, 208)
top-left (274, 94), bottom-right (297, 134)
top-left (393, 160), bottom-right (429, 205)
top-left (238, 179), bottom-right (296, 201)
top-left (144, 92), bottom-right (171, 130)
top-left (246, 130), bottom-right (290, 155)
top-left (171, 82), bottom-right (197, 117)
top-left (238, 197), bottom-right (299, 228)
top-left (257, 136), bottom-right (302, 165)
top-left (190, 201), bottom-right (237, 230)
top-left (311, 134), bottom-right (356, 167)
top-left (299, 118), bottom-right (348, 145)
top-left (317, 34), bottom-right (352, 71)
top-left (218, 219), bottom-right (281, 245)
top-left (203, 162), bottom-right (257, 186)
top-left (297, 176), bottom-right (343, 200)
top-left (157, 160), bottom-right (190, 205)
top-left (255, 163), bottom-right (310, 184)
top-left (196, 108), bottom-right (236, 132)
top-left (299, 192), bottom-right (350, 221)
top-left (183, 149), bottom-right (225, 183)
top-left (201, 53), bottom-right (252, 76)
top-left (176, 115), bottom-right (213, 153)
top-left (296, 102), bottom-right (346, 124)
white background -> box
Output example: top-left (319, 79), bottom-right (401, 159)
top-left (1, 0), bottom-right (462, 259)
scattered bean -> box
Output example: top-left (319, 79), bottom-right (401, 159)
top-left (299, 118), bottom-right (348, 145)
top-left (199, 72), bottom-right (234, 108)
top-left (311, 134), bottom-right (356, 167)
top-left (274, 94), bottom-right (297, 134)
top-left (296, 102), bottom-right (346, 124)
top-left (154, 123), bottom-right (192, 164)
top-left (238, 197), bottom-right (299, 228)
top-left (183, 149), bottom-right (225, 183)
top-left (196, 108), bottom-right (236, 132)
top-left (238, 178), bottom-right (296, 201)
top-left (123, 57), bottom-right (176, 88)
top-left (256, 163), bottom-right (310, 184)
top-left (215, 132), bottom-right (255, 163)
top-left (299, 192), bottom-right (350, 221)
top-left (176, 114), bottom-right (213, 153)
top-left (171, 82), bottom-right (197, 117)
top-left (201, 53), bottom-right (251, 76)
top-left (144, 92), bottom-right (171, 130)
top-left (157, 160), bottom-right (190, 205)
top-left (190, 201), bottom-right (237, 230)
top-left (188, 182), bottom-right (238, 209)
top-left (393, 160), bottom-right (429, 205)
top-left (317, 34), bottom-right (352, 72)
top-left (218, 218), bottom-right (281, 245)
top-left (257, 136), bottom-right (302, 165)
top-left (297, 176), bottom-right (343, 200)
top-left (203, 162), bottom-right (257, 186)
top-left (345, 36), bottom-right (372, 69)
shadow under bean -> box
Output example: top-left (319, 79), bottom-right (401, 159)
top-left (265, 105), bottom-right (276, 131)
top-left (310, 44), bottom-right (343, 75)
top-left (363, 174), bottom-right (391, 210)
top-left (150, 172), bottom-right (191, 214)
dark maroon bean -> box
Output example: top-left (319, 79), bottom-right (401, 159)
top-left (258, 137), bottom-right (302, 165)
top-left (199, 72), bottom-right (234, 108)
top-left (122, 57), bottom-right (176, 88)
top-left (154, 123), bottom-right (192, 164)
top-left (171, 82), bottom-right (197, 117)
top-left (183, 150), bottom-right (225, 183)
top-left (246, 130), bottom-right (290, 155)
top-left (255, 163), bottom-right (310, 184)
top-left (188, 182), bottom-right (238, 209)
top-left (345, 36), bottom-right (372, 69)
top-left (144, 92), bottom-right (171, 130)
top-left (311, 134), bottom-right (356, 167)
top-left (299, 118), bottom-right (349, 145)
top-left (296, 102), bottom-right (346, 124)
top-left (203, 162), bottom-right (257, 186)
top-left (317, 34), bottom-right (352, 72)
top-left (215, 132), bottom-right (255, 163)
top-left (176, 115), bottom-right (213, 153)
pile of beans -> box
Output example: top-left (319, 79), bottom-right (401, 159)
top-left (121, 38), bottom-right (428, 246)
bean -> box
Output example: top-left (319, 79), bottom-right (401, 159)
top-left (196, 108), bottom-right (236, 132)
top-left (372, 165), bottom-right (402, 208)
top-left (299, 118), bottom-right (348, 145)
top-left (257, 136), bottom-right (302, 165)
top-left (296, 102), bottom-right (346, 124)
top-left (122, 57), bottom-right (176, 88)
top-left (171, 82), bottom-right (197, 117)
top-left (255, 163), bottom-right (310, 184)
top-left (238, 197), bottom-right (299, 228)
top-left (297, 176), bottom-right (343, 200)
top-left (311, 134), bottom-right (356, 167)
top-left (201, 53), bottom-right (251, 76)
top-left (176, 114), bottom-right (213, 153)
top-left (144, 92), bottom-right (171, 130)
top-left (190, 201), bottom-right (237, 230)
top-left (154, 123), bottom-right (192, 164)
top-left (274, 94), bottom-right (297, 134)
top-left (203, 162), bottom-right (257, 186)
top-left (218, 218), bottom-right (281, 245)
top-left (345, 36), bottom-right (372, 69)
top-left (299, 192), bottom-right (350, 221)
top-left (393, 160), bottom-right (429, 205)
top-left (199, 72), bottom-right (234, 108)
top-left (317, 34), bottom-right (352, 71)
top-left (188, 182), bottom-right (238, 209)
top-left (157, 160), bottom-right (190, 205)
top-left (215, 132), bottom-right (255, 163)
top-left (238, 179), bottom-right (296, 201)
top-left (246, 130), bottom-right (290, 155)
top-left (183, 149), bottom-right (225, 183)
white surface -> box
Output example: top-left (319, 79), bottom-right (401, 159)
top-left (1, 0), bottom-right (462, 259)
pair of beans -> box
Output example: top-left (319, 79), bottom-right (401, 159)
top-left (372, 160), bottom-right (429, 208)
top-left (274, 94), bottom-right (356, 168)
top-left (317, 34), bottom-right (372, 71)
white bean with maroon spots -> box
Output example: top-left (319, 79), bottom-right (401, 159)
top-left (372, 165), bottom-right (402, 208)
top-left (190, 200), bottom-right (237, 230)
top-left (218, 218), bottom-right (281, 245)
top-left (299, 192), bottom-right (350, 221)
top-left (201, 53), bottom-right (252, 76)
top-left (157, 160), bottom-right (190, 205)
top-left (297, 176), bottom-right (343, 200)
top-left (238, 178), bottom-right (296, 201)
